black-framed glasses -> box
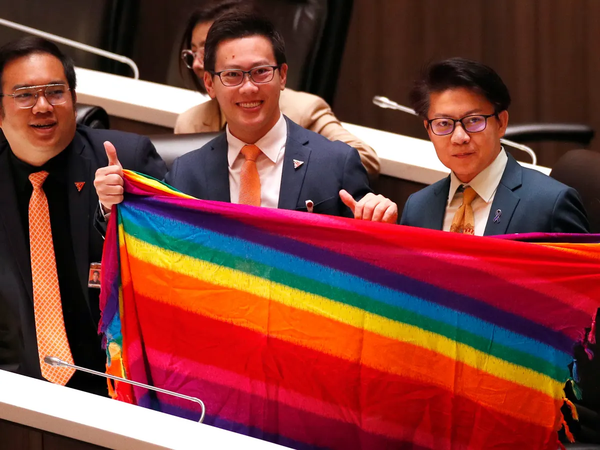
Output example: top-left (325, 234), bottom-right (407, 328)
top-left (210, 65), bottom-right (280, 87)
top-left (0, 83), bottom-right (70, 109)
top-left (426, 113), bottom-right (498, 136)
top-left (181, 49), bottom-right (203, 69)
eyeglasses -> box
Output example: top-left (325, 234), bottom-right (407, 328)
top-left (426, 113), bottom-right (497, 136)
top-left (0, 83), bottom-right (70, 109)
top-left (181, 49), bottom-right (203, 69)
top-left (210, 65), bottom-right (280, 87)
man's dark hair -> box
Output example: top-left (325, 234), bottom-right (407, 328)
top-left (409, 57), bottom-right (511, 118)
top-left (204, 11), bottom-right (287, 75)
top-left (178, 0), bottom-right (251, 93)
top-left (0, 36), bottom-right (76, 106)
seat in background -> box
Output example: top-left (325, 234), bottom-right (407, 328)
top-left (147, 132), bottom-right (220, 170)
top-left (550, 149), bottom-right (600, 233)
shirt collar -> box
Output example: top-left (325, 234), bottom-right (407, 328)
top-left (226, 113), bottom-right (286, 167)
top-left (9, 144), bottom-right (71, 190)
top-left (447, 148), bottom-right (508, 205)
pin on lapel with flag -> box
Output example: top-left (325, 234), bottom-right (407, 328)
top-left (74, 182), bottom-right (85, 192)
top-left (293, 159), bottom-right (304, 169)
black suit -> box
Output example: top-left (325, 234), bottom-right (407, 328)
top-left (165, 117), bottom-right (372, 217)
top-left (0, 125), bottom-right (167, 393)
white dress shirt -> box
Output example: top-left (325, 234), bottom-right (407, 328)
top-left (443, 149), bottom-right (508, 236)
top-left (226, 114), bottom-right (287, 208)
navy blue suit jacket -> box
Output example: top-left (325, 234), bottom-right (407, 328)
top-left (165, 117), bottom-right (372, 217)
top-left (0, 125), bottom-right (167, 388)
top-left (400, 152), bottom-right (589, 235)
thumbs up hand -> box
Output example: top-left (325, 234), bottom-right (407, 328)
top-left (339, 189), bottom-right (398, 224)
top-left (94, 141), bottom-right (124, 211)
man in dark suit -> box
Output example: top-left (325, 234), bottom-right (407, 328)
top-left (400, 57), bottom-right (588, 236)
top-left (0, 37), bottom-right (167, 395)
top-left (165, 118), bottom-right (374, 216)
top-left (96, 13), bottom-right (397, 223)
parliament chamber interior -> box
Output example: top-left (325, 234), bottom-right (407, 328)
top-left (0, 1), bottom-right (599, 449)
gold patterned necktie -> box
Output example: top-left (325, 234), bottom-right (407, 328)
top-left (450, 186), bottom-right (478, 235)
top-left (29, 171), bottom-right (75, 385)
top-left (239, 144), bottom-right (262, 206)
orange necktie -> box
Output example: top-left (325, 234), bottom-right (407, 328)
top-left (239, 144), bottom-right (262, 206)
top-left (29, 171), bottom-right (75, 385)
top-left (450, 186), bottom-right (478, 235)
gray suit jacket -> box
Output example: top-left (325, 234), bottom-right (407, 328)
top-left (165, 116), bottom-right (372, 218)
top-left (400, 152), bottom-right (589, 235)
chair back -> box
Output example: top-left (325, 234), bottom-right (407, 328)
top-left (550, 149), bottom-right (600, 233)
top-left (148, 132), bottom-right (221, 170)
top-left (256, 0), bottom-right (354, 104)
top-left (504, 123), bottom-right (595, 146)
top-left (76, 104), bottom-right (110, 129)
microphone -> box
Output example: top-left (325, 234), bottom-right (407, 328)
top-left (372, 96), bottom-right (418, 116)
top-left (0, 18), bottom-right (139, 79)
top-left (372, 95), bottom-right (538, 166)
top-left (44, 356), bottom-right (206, 423)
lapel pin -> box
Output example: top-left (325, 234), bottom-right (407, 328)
top-left (493, 209), bottom-right (502, 223)
top-left (75, 181), bottom-right (85, 192)
top-left (293, 159), bottom-right (304, 169)
top-left (305, 199), bottom-right (314, 213)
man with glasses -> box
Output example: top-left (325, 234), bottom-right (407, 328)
top-left (400, 57), bottom-right (588, 236)
top-left (97, 13), bottom-right (397, 223)
top-left (0, 36), bottom-right (166, 395)
top-left (174, 0), bottom-right (380, 178)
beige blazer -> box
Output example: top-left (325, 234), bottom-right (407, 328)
top-left (174, 88), bottom-right (380, 176)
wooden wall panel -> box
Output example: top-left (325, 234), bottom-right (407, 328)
top-left (334, 0), bottom-right (598, 169)
top-left (587, 0), bottom-right (600, 152)
top-left (482, 1), bottom-right (538, 122)
top-left (536, 0), bottom-right (589, 162)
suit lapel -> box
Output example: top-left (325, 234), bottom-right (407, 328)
top-left (278, 118), bottom-right (311, 210)
top-left (484, 155), bottom-right (522, 236)
top-left (0, 146), bottom-right (32, 302)
top-left (67, 135), bottom-right (92, 297)
top-left (424, 177), bottom-right (450, 230)
top-left (205, 133), bottom-right (231, 202)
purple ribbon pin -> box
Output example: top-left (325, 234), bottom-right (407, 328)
top-left (493, 209), bottom-right (502, 223)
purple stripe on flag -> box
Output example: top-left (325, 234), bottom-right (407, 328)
top-left (120, 198), bottom-right (578, 354)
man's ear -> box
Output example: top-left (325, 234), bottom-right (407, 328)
top-left (0, 82), bottom-right (3, 125)
top-left (72, 91), bottom-right (77, 117)
top-left (423, 120), bottom-right (429, 131)
top-left (278, 63), bottom-right (288, 90)
top-left (497, 110), bottom-right (509, 138)
top-left (204, 71), bottom-right (217, 99)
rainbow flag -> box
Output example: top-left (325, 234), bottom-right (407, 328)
top-left (100, 170), bottom-right (600, 450)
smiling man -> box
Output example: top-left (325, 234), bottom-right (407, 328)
top-left (0, 37), bottom-right (166, 394)
top-left (97, 12), bottom-right (397, 223)
top-left (400, 57), bottom-right (588, 236)
top-left (173, 0), bottom-right (380, 177)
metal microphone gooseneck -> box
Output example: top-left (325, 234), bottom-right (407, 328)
top-left (44, 356), bottom-right (206, 423)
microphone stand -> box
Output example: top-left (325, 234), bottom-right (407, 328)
top-left (44, 356), bottom-right (206, 423)
top-left (0, 17), bottom-right (139, 79)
